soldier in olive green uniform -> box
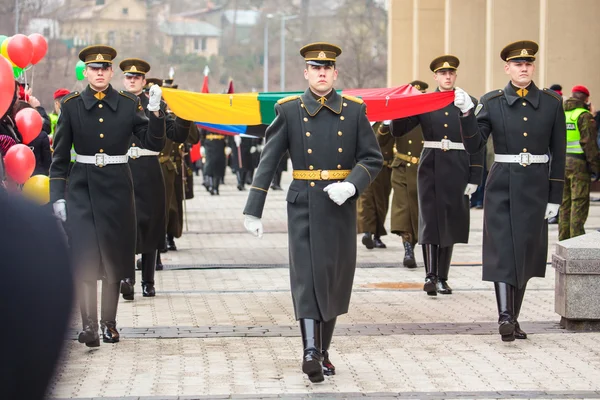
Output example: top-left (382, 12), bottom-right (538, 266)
top-left (243, 43), bottom-right (383, 383)
top-left (383, 80), bottom-right (428, 268)
top-left (559, 85), bottom-right (599, 240)
top-left (357, 121), bottom-right (393, 248)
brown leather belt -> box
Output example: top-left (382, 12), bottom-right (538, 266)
top-left (395, 153), bottom-right (419, 164)
top-left (293, 169), bottom-right (351, 180)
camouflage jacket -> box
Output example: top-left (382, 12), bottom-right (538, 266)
top-left (564, 98), bottom-right (599, 173)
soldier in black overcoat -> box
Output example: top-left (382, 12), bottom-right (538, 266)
top-left (49, 45), bottom-right (166, 346)
top-left (456, 41), bottom-right (566, 341)
top-left (391, 56), bottom-right (484, 296)
top-left (243, 42), bottom-right (383, 383)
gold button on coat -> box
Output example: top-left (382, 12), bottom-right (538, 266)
top-left (444, 124), bottom-right (448, 128)
top-left (338, 131), bottom-right (343, 136)
top-left (523, 117), bottom-right (528, 121)
top-left (310, 182), bottom-right (315, 187)
top-left (522, 102), bottom-right (527, 106)
top-left (99, 118), bottom-right (104, 122)
top-left (99, 149), bottom-right (104, 153)
top-left (523, 148), bottom-right (527, 152)
top-left (338, 148), bottom-right (343, 153)
top-left (340, 116), bottom-right (345, 120)
top-left (523, 132), bottom-right (528, 137)
top-left (337, 164), bottom-right (342, 169)
top-left (306, 132), bottom-right (311, 137)
top-left (99, 134), bottom-right (104, 138)
top-left (303, 117), bottom-right (308, 122)
top-left (307, 149), bottom-right (312, 154)
top-left (408, 140), bottom-right (412, 144)
top-left (445, 112), bottom-right (449, 116)
top-left (99, 104), bottom-right (103, 108)
top-left (309, 165), bottom-right (314, 170)
top-left (343, 102), bottom-right (347, 107)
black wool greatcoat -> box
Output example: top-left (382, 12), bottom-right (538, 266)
top-left (49, 85), bottom-right (165, 283)
top-left (200, 129), bottom-right (227, 178)
top-left (128, 95), bottom-right (190, 254)
top-left (459, 82), bottom-right (566, 288)
top-left (391, 95), bottom-right (484, 247)
top-left (244, 89), bottom-right (383, 322)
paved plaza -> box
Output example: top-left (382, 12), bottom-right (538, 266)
top-left (49, 170), bottom-right (600, 400)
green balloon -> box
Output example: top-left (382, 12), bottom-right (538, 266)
top-left (0, 35), bottom-right (7, 47)
top-left (75, 60), bottom-right (85, 81)
top-left (13, 66), bottom-right (23, 78)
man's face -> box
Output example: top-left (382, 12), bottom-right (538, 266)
top-left (123, 74), bottom-right (146, 95)
top-left (54, 99), bottom-right (61, 114)
top-left (433, 69), bottom-right (457, 91)
top-left (304, 64), bottom-right (338, 95)
top-left (504, 61), bottom-right (535, 87)
top-left (84, 65), bottom-right (113, 90)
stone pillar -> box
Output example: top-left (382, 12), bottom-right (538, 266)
top-left (552, 231), bottom-right (600, 331)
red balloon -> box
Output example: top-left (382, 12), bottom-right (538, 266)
top-left (15, 108), bottom-right (43, 144)
top-left (4, 143), bottom-right (35, 184)
top-left (28, 33), bottom-right (47, 65)
top-left (7, 34), bottom-right (33, 68)
top-left (0, 56), bottom-right (14, 118)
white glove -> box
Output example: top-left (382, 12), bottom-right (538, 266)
top-left (200, 146), bottom-right (206, 157)
top-left (53, 199), bottom-right (67, 222)
top-left (545, 203), bottom-right (560, 220)
top-left (147, 84), bottom-right (163, 112)
top-left (244, 215), bottom-right (263, 238)
top-left (225, 146), bottom-right (232, 156)
top-left (464, 184), bottom-right (478, 196)
top-left (257, 144), bottom-right (264, 152)
top-left (382, 120), bottom-right (391, 126)
top-left (323, 182), bottom-right (356, 206)
top-left (250, 146), bottom-right (257, 154)
top-left (454, 87), bottom-right (474, 114)
top-left (234, 135), bottom-right (242, 146)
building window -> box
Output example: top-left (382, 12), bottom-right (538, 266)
top-left (108, 31), bottom-right (115, 46)
top-left (96, 0), bottom-right (105, 5)
top-left (195, 38), bottom-right (207, 51)
top-left (173, 37), bottom-right (183, 55)
top-left (43, 27), bottom-right (50, 38)
top-left (202, 38), bottom-right (207, 51)
top-left (122, 8), bottom-right (128, 15)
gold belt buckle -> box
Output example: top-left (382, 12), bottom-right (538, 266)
top-left (320, 170), bottom-right (330, 180)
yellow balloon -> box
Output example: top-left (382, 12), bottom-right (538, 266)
top-left (0, 39), bottom-right (16, 67)
top-left (22, 175), bottom-right (50, 205)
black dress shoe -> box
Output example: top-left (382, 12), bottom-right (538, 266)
top-left (237, 184), bottom-right (245, 191)
top-left (78, 322), bottom-right (100, 347)
top-left (100, 320), bottom-right (120, 343)
top-left (120, 278), bottom-right (135, 301)
top-left (436, 280), bottom-right (453, 295)
top-left (142, 283), bottom-right (156, 297)
top-left (167, 236), bottom-right (177, 251)
top-left (322, 350), bottom-right (335, 376)
top-left (514, 322), bottom-right (527, 339)
top-left (423, 277), bottom-right (437, 296)
top-left (136, 258), bottom-right (142, 270)
top-left (499, 320), bottom-right (516, 342)
top-left (271, 184), bottom-right (283, 190)
top-left (362, 233), bottom-right (374, 249)
top-left (155, 262), bottom-right (163, 271)
top-left (302, 348), bottom-right (324, 383)
top-left (373, 237), bottom-right (387, 248)
top-left (159, 237), bottom-right (168, 253)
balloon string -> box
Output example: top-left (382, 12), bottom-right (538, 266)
top-left (30, 66), bottom-right (35, 89)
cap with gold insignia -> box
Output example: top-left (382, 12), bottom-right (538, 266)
top-left (119, 58), bottom-right (151, 77)
top-left (145, 78), bottom-right (163, 88)
top-left (500, 40), bottom-right (538, 62)
top-left (300, 42), bottom-right (342, 66)
top-left (430, 55), bottom-right (460, 73)
top-left (409, 80), bottom-right (429, 92)
top-left (78, 45), bottom-right (117, 68)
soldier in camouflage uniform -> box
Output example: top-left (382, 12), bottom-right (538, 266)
top-left (357, 121), bottom-right (393, 249)
top-left (559, 85), bottom-right (599, 240)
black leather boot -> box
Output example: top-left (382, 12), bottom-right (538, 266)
top-left (494, 282), bottom-right (516, 342)
top-left (100, 280), bottom-right (120, 343)
top-left (155, 252), bottom-right (164, 271)
top-left (423, 244), bottom-right (439, 296)
top-left (236, 170), bottom-right (246, 191)
top-left (403, 241), bottom-right (417, 268)
top-left (321, 318), bottom-right (337, 376)
top-left (167, 234), bottom-right (177, 251)
top-left (159, 236), bottom-right (168, 253)
top-left (141, 251), bottom-right (156, 297)
top-left (362, 232), bottom-right (374, 249)
top-left (514, 283), bottom-right (528, 339)
top-left (208, 176), bottom-right (215, 196)
top-left (373, 236), bottom-right (387, 248)
top-left (78, 281), bottom-right (100, 347)
top-left (212, 177), bottom-right (220, 195)
top-left (299, 319), bottom-right (324, 383)
top-left (120, 277), bottom-right (135, 301)
top-left (436, 245), bottom-right (454, 294)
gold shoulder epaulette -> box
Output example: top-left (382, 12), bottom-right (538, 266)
top-left (542, 88), bottom-right (563, 102)
top-left (277, 95), bottom-right (300, 105)
top-left (342, 94), bottom-right (364, 104)
top-left (62, 92), bottom-right (80, 104)
top-left (119, 90), bottom-right (137, 102)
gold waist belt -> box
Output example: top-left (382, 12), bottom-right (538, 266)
top-left (159, 156), bottom-right (171, 163)
top-left (395, 153), bottom-right (420, 164)
top-left (205, 134), bottom-right (225, 140)
top-left (293, 169), bottom-right (351, 181)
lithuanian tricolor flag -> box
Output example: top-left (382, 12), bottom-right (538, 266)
top-left (161, 85), bottom-right (454, 127)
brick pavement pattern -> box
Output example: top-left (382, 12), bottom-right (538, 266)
top-left (49, 170), bottom-right (600, 399)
